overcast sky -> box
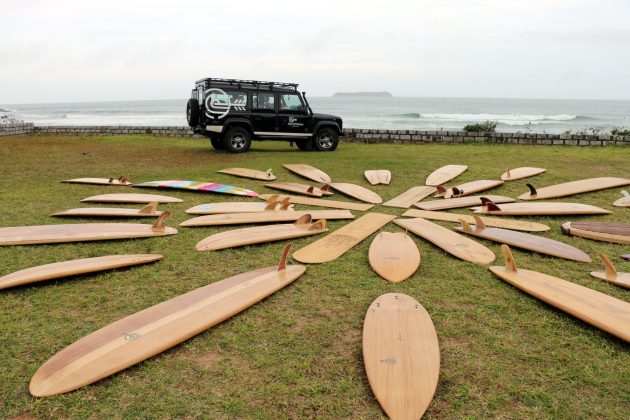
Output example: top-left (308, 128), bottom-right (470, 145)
top-left (1, 0), bottom-right (629, 103)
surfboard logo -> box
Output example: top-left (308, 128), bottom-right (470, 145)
top-left (122, 332), bottom-right (141, 341)
top-left (204, 88), bottom-right (247, 119)
top-left (380, 358), bottom-right (397, 365)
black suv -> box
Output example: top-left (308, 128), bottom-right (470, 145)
top-left (186, 78), bottom-right (343, 153)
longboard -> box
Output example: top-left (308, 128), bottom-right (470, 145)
top-left (455, 216), bottom-right (591, 262)
top-left (81, 193), bottom-right (182, 204)
top-left (217, 168), bottom-right (276, 181)
top-left (395, 218), bottom-right (495, 265)
top-left (402, 209), bottom-right (550, 232)
top-left (51, 202), bottom-right (162, 218)
top-left (590, 254), bottom-right (630, 289)
top-left (328, 183), bottom-right (382, 204)
top-left (180, 210), bottom-right (354, 227)
top-left (382, 186), bottom-right (436, 208)
top-left (363, 293), bottom-right (440, 419)
top-left (436, 179), bottom-right (504, 198)
top-left (283, 163), bottom-right (331, 183)
top-left (0, 212), bottom-right (177, 246)
top-left (518, 177), bottom-right (630, 200)
top-left (29, 245), bottom-right (305, 396)
top-left (368, 232), bottom-right (420, 282)
top-left (257, 194), bottom-right (374, 212)
top-left (186, 196), bottom-right (293, 215)
top-left (561, 222), bottom-right (630, 244)
top-left (134, 180), bottom-right (258, 197)
top-left (425, 164), bottom-right (467, 186)
top-left (265, 182), bottom-right (332, 197)
top-left (293, 213), bottom-right (396, 263)
top-left (62, 176), bottom-right (132, 186)
top-left (613, 190), bottom-right (630, 207)
top-left (501, 167), bottom-right (546, 181)
top-left (415, 195), bottom-right (515, 211)
top-left (196, 215), bottom-right (328, 251)
top-left (472, 201), bottom-right (611, 216)
top-left (490, 245), bottom-right (630, 342)
top-left (0, 254), bottom-right (163, 290)
top-left (364, 170), bottom-right (391, 185)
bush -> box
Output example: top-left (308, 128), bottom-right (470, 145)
top-left (611, 127), bottom-right (630, 136)
top-left (463, 120), bottom-right (497, 133)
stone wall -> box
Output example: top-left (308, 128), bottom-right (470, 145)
top-left (0, 122), bottom-right (35, 137)
top-left (31, 125), bottom-right (200, 138)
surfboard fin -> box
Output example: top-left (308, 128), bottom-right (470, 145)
top-left (436, 185), bottom-right (446, 196)
top-left (119, 176), bottom-right (128, 184)
top-left (108, 178), bottom-right (115, 184)
top-left (279, 197), bottom-right (292, 210)
top-left (560, 222), bottom-right (572, 236)
top-left (597, 253), bottom-right (618, 280)
top-left (526, 183), bottom-right (538, 196)
top-left (321, 184), bottom-right (331, 193)
top-left (278, 243), bottom-right (292, 271)
top-left (505, 167), bottom-right (511, 178)
top-left (139, 202), bottom-right (158, 215)
top-left (473, 215), bottom-right (486, 230)
top-left (266, 169), bottom-right (274, 179)
top-left (310, 219), bottom-right (327, 230)
top-left (621, 190), bottom-right (630, 199)
top-left (451, 187), bottom-right (463, 197)
top-left (480, 197), bottom-right (501, 211)
top-left (459, 218), bottom-right (473, 232)
top-left (265, 197), bottom-right (279, 210)
top-left (152, 211), bottom-right (171, 232)
top-left (295, 214), bottom-right (312, 226)
top-left (306, 186), bottom-right (315, 194)
top-left (501, 244), bottom-right (517, 272)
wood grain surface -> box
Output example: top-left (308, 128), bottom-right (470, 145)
top-left (364, 170), bottom-right (392, 185)
top-left (383, 186), bottom-right (437, 208)
top-left (368, 232), bottom-right (420, 282)
top-left (283, 164), bottom-right (332, 183)
top-left (518, 177), bottom-right (630, 200)
top-left (329, 183), bottom-right (382, 204)
top-left (415, 195), bottom-right (515, 211)
top-left (425, 164), bottom-right (468, 186)
top-left (500, 167), bottom-right (546, 181)
top-left (217, 168), bottom-right (276, 181)
top-left (402, 209), bottom-right (550, 232)
top-left (472, 202), bottom-right (612, 216)
top-left (180, 210), bottom-right (354, 227)
top-left (257, 194), bottom-right (373, 211)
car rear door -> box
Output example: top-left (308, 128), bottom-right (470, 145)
top-left (276, 93), bottom-right (312, 136)
top-left (251, 91), bottom-right (277, 134)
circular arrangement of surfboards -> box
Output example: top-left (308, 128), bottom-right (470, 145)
top-left (1, 163), bottom-right (629, 417)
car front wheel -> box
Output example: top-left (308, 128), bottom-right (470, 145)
top-left (222, 127), bottom-right (252, 153)
top-left (313, 127), bottom-right (339, 151)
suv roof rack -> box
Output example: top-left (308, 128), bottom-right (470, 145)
top-left (195, 78), bottom-right (299, 91)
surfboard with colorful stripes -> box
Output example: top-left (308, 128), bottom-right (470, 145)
top-left (133, 180), bottom-right (258, 197)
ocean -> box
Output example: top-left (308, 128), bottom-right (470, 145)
top-left (2, 97), bottom-right (630, 134)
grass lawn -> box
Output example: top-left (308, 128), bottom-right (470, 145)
top-left (0, 135), bottom-right (629, 418)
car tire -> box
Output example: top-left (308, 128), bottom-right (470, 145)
top-left (295, 139), bottom-right (314, 151)
top-left (186, 99), bottom-right (199, 128)
top-left (222, 126), bottom-right (252, 153)
top-left (210, 136), bottom-right (223, 150)
top-left (313, 127), bottom-right (339, 151)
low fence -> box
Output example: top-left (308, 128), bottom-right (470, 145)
top-left (1, 124), bottom-right (629, 146)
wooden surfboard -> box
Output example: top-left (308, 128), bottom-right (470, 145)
top-left (196, 215), bottom-right (328, 251)
top-left (395, 218), bottom-right (495, 265)
top-left (257, 194), bottom-right (373, 212)
top-left (561, 222), bottom-right (630, 244)
top-left (402, 209), bottom-right (550, 232)
top-left (217, 168), bottom-right (276, 181)
top-left (293, 213), bottom-right (396, 263)
top-left (454, 216), bottom-right (591, 262)
top-left (0, 254), bottom-right (163, 290)
top-left (590, 254), bottom-right (630, 289)
top-left (51, 202), bottom-right (162, 218)
top-left (180, 210), bottom-right (354, 227)
top-left (501, 167), bottom-right (546, 181)
top-left (134, 180), bottom-right (258, 197)
top-left (186, 196), bottom-right (293, 215)
top-left (283, 164), bottom-right (331, 183)
top-left (435, 179), bottom-right (504, 198)
top-left (383, 186), bottom-right (436, 208)
top-left (29, 245), bottom-right (305, 396)
top-left (265, 182), bottom-right (333, 197)
top-left (518, 177), bottom-right (630, 200)
top-left (62, 176), bottom-right (131, 186)
top-left (613, 190), bottom-right (630, 207)
top-left (363, 293), bottom-right (440, 419)
top-left (0, 212), bottom-right (177, 246)
top-left (490, 245), bottom-right (630, 342)
top-left (368, 232), bottom-right (420, 282)
top-left (81, 193), bottom-right (182, 204)
top-left (328, 183), bottom-right (382, 204)
top-left (472, 201), bottom-right (612, 216)
top-left (425, 164), bottom-right (467, 186)
top-left (415, 195), bottom-right (515, 211)
top-left (364, 170), bottom-right (391, 185)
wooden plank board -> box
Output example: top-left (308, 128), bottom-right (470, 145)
top-left (561, 222), bottom-right (630, 244)
top-left (368, 232), bottom-right (420, 282)
top-left (329, 183), bottom-right (382, 204)
top-left (0, 254), bottom-right (163, 290)
top-left (436, 179), bottom-right (504, 198)
top-left (415, 195), bottom-right (515, 211)
top-left (454, 216), bottom-right (591, 262)
top-left (29, 247), bottom-right (305, 396)
top-left (402, 209), bottom-right (550, 232)
top-left (472, 202), bottom-right (612, 216)
top-left (283, 164), bottom-right (331, 183)
top-left (62, 176), bottom-right (131, 186)
top-left (180, 210), bottom-right (354, 227)
top-left (81, 193), bottom-right (182, 204)
top-left (265, 182), bottom-right (332, 197)
top-left (217, 168), bottom-right (276, 181)
top-left (590, 254), bottom-right (630, 289)
top-left (51, 203), bottom-right (162, 218)
top-left (257, 194), bottom-right (374, 212)
top-left (363, 293), bottom-right (439, 419)
top-left (186, 196), bottom-right (293, 214)
top-left (364, 170), bottom-right (391, 185)
top-left (382, 186), bottom-right (436, 208)
top-left (395, 218), bottom-right (495, 265)
top-left (196, 217), bottom-right (328, 251)
top-left (134, 180), bottom-right (258, 197)
top-left (293, 213), bottom-right (396, 263)
top-left (425, 164), bottom-right (467, 186)
top-left (518, 177), bottom-right (630, 200)
top-left (501, 167), bottom-right (546, 181)
top-left (490, 245), bottom-right (630, 343)
top-left (613, 190), bottom-right (630, 207)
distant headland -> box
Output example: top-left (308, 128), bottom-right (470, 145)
top-left (333, 91), bottom-right (394, 98)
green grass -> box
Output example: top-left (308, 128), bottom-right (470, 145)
top-left (0, 135), bottom-right (629, 418)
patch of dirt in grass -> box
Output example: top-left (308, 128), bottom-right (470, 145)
top-left (185, 351), bottom-right (223, 370)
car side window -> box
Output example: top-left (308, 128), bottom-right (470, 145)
top-left (197, 89), bottom-right (204, 105)
top-left (227, 91), bottom-right (247, 109)
top-left (253, 92), bottom-right (275, 111)
top-left (280, 94), bottom-right (304, 112)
